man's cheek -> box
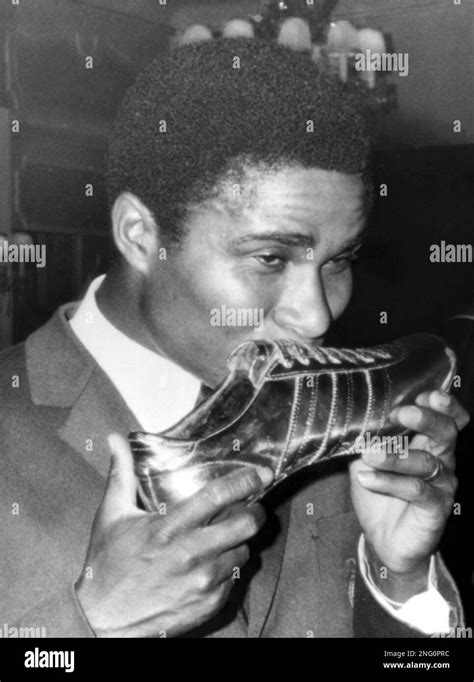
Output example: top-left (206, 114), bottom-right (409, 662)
top-left (327, 273), bottom-right (353, 320)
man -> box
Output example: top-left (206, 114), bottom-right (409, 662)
top-left (0, 39), bottom-right (469, 638)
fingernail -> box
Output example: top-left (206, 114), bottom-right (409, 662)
top-left (108, 433), bottom-right (120, 451)
top-left (436, 391), bottom-right (450, 408)
top-left (389, 407), bottom-right (400, 422)
top-left (257, 467), bottom-right (274, 487)
top-left (400, 406), bottom-right (423, 424)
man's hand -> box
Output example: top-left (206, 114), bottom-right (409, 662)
top-left (349, 390), bottom-right (469, 601)
top-left (75, 434), bottom-right (271, 638)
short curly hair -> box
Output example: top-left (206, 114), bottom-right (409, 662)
top-left (107, 38), bottom-right (371, 246)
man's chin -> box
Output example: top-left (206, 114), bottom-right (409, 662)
top-left (198, 338), bottom-right (253, 387)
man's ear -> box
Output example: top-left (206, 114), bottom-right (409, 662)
top-left (111, 192), bottom-right (162, 274)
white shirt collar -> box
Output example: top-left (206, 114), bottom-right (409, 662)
top-left (69, 275), bottom-right (202, 433)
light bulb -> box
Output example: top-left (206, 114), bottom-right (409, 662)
top-left (327, 20), bottom-right (358, 53)
top-left (222, 19), bottom-right (255, 39)
top-left (277, 18), bottom-right (312, 52)
top-left (178, 25), bottom-right (213, 46)
top-left (357, 28), bottom-right (386, 54)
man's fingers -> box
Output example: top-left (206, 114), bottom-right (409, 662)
top-left (162, 467), bottom-right (273, 533)
top-left (361, 447), bottom-right (455, 477)
top-left (390, 404), bottom-right (458, 451)
top-left (356, 470), bottom-right (448, 510)
top-left (191, 545), bottom-right (251, 593)
top-left (196, 503), bottom-right (267, 556)
top-left (96, 433), bottom-right (141, 525)
top-left (415, 390), bottom-right (470, 431)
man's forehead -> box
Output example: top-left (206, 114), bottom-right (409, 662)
top-left (183, 164), bottom-right (367, 255)
top-left (207, 165), bottom-right (365, 218)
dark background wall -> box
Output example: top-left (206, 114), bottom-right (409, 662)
top-left (335, 145), bottom-right (473, 347)
top-left (0, 0), bottom-right (173, 346)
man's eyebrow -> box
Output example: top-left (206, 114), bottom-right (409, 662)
top-left (340, 228), bottom-right (368, 250)
top-left (233, 232), bottom-right (316, 248)
top-left (232, 227), bottom-right (368, 250)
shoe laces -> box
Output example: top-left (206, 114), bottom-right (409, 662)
top-left (272, 340), bottom-right (395, 369)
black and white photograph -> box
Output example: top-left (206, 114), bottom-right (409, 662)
top-left (0, 0), bottom-right (472, 676)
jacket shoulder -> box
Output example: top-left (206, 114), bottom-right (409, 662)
top-left (0, 342), bottom-right (28, 402)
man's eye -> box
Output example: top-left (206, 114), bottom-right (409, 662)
top-left (254, 254), bottom-right (286, 268)
top-left (325, 251), bottom-right (360, 273)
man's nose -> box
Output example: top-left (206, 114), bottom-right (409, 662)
top-left (271, 272), bottom-right (333, 341)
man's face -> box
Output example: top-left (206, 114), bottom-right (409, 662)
top-left (141, 166), bottom-right (366, 387)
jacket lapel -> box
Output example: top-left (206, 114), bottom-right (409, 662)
top-left (246, 494), bottom-right (292, 637)
top-left (57, 368), bottom-right (142, 478)
top-left (26, 304), bottom-right (95, 408)
top-left (26, 304), bottom-right (141, 479)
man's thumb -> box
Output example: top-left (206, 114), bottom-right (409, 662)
top-left (99, 433), bottom-right (139, 522)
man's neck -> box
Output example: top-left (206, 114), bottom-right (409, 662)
top-left (95, 269), bottom-right (163, 357)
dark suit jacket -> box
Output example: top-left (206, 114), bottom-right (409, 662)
top-left (0, 304), bottom-right (461, 637)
